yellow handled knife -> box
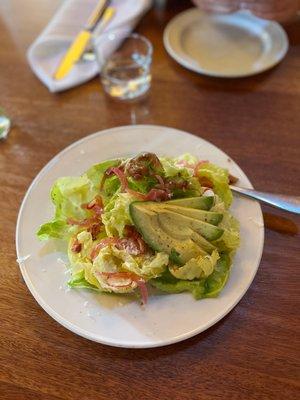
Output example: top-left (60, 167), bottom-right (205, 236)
top-left (54, 0), bottom-right (112, 80)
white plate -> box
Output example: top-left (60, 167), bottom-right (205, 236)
top-left (16, 125), bottom-right (264, 348)
top-left (164, 8), bottom-right (288, 78)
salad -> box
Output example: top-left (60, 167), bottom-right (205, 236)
top-left (37, 153), bottom-right (240, 304)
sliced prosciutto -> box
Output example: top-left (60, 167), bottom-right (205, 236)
top-left (90, 237), bottom-right (120, 261)
top-left (98, 271), bottom-right (148, 304)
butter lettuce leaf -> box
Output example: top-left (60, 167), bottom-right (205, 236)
top-left (213, 212), bottom-right (240, 252)
top-left (51, 176), bottom-right (96, 220)
top-left (169, 250), bottom-right (219, 280)
top-left (160, 157), bottom-right (192, 179)
top-left (68, 269), bottom-right (100, 290)
top-left (151, 269), bottom-right (206, 300)
top-left (85, 159), bottom-right (120, 189)
top-left (93, 245), bottom-right (169, 280)
top-left (37, 220), bottom-right (69, 240)
top-left (197, 163), bottom-right (232, 207)
top-left (151, 253), bottom-right (231, 299)
top-left (91, 245), bottom-right (168, 294)
top-left (67, 231), bottom-right (102, 287)
top-left (175, 153), bottom-right (198, 166)
top-left (37, 176), bottom-right (96, 240)
top-left (160, 156), bottom-right (202, 198)
top-left (127, 176), bottom-right (157, 194)
top-left (102, 193), bottom-right (135, 237)
top-left (204, 253), bottom-right (231, 297)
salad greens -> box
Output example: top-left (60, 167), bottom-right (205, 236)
top-left (37, 152), bottom-right (240, 304)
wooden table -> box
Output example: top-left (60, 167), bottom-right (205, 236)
top-left (1, 1), bottom-right (299, 399)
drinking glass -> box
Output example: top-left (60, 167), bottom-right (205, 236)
top-left (93, 31), bottom-right (153, 100)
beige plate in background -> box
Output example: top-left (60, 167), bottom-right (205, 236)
top-left (164, 8), bottom-right (289, 78)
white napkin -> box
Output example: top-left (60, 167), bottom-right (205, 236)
top-left (27, 0), bottom-right (152, 92)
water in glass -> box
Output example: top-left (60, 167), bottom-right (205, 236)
top-left (101, 53), bottom-right (151, 100)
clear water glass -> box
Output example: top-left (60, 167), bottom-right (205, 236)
top-left (93, 32), bottom-right (153, 100)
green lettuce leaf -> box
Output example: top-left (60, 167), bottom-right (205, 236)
top-left (213, 212), bottom-right (240, 252)
top-left (51, 176), bottom-right (96, 220)
top-left (151, 253), bottom-right (231, 299)
top-left (85, 159), bottom-right (120, 189)
top-left (127, 176), bottom-right (157, 194)
top-left (102, 192), bottom-right (135, 237)
top-left (131, 252), bottom-right (169, 279)
top-left (197, 163), bottom-right (233, 207)
top-left (204, 253), bottom-right (231, 297)
top-left (92, 245), bottom-right (169, 280)
top-left (102, 175), bottom-right (121, 198)
top-left (175, 153), bottom-right (198, 166)
top-left (151, 269), bottom-right (206, 300)
top-left (67, 231), bottom-right (102, 287)
top-left (37, 176), bottom-right (96, 241)
top-left (68, 269), bottom-right (99, 290)
top-left (160, 156), bottom-right (201, 198)
top-left (92, 246), bottom-right (166, 293)
top-left (37, 220), bottom-right (69, 240)
top-left (85, 159), bottom-right (122, 200)
top-left (169, 249), bottom-right (219, 280)
top-left (160, 156), bottom-right (193, 179)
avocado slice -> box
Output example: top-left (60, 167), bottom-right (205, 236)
top-left (164, 196), bottom-right (214, 210)
top-left (157, 210), bottom-right (224, 242)
top-left (130, 204), bottom-right (205, 265)
top-left (190, 231), bottom-right (216, 253)
top-left (138, 202), bottom-right (222, 225)
top-left (148, 213), bottom-right (215, 254)
top-left (153, 214), bottom-right (192, 240)
top-left (158, 205), bottom-right (222, 225)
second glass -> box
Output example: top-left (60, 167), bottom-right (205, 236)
top-left (93, 31), bottom-right (153, 100)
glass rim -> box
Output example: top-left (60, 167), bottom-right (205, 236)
top-left (93, 31), bottom-right (153, 60)
top-left (94, 32), bottom-right (153, 84)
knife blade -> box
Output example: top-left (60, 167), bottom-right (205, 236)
top-left (54, 0), bottom-right (109, 80)
top-left (81, 7), bottom-right (116, 62)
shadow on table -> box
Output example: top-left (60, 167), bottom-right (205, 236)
top-left (168, 57), bottom-right (281, 94)
top-left (263, 211), bottom-right (299, 236)
top-left (260, 202), bottom-right (299, 236)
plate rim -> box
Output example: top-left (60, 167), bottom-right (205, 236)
top-left (16, 125), bottom-right (264, 348)
top-left (163, 7), bottom-right (289, 78)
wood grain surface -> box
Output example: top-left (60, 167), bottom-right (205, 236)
top-left (0, 1), bottom-right (299, 399)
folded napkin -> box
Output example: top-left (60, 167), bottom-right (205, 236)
top-left (27, 0), bottom-right (152, 92)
